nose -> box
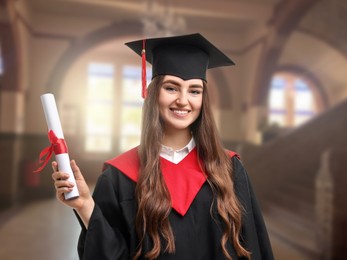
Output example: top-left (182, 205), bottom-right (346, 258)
top-left (176, 91), bottom-right (188, 106)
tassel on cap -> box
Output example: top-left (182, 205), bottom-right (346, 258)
top-left (141, 39), bottom-right (147, 99)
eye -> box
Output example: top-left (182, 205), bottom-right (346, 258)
top-left (163, 85), bottom-right (177, 92)
top-left (190, 89), bottom-right (202, 95)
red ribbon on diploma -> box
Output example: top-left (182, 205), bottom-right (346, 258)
top-left (33, 130), bottom-right (68, 173)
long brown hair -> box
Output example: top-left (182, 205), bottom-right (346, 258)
top-left (134, 75), bottom-right (251, 259)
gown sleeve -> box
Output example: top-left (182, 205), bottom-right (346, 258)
top-left (75, 167), bottom-right (130, 260)
top-left (232, 157), bottom-right (275, 260)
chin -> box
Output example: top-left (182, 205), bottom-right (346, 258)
top-left (166, 123), bottom-right (191, 131)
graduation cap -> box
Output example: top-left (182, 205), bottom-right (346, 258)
top-left (125, 33), bottom-right (235, 98)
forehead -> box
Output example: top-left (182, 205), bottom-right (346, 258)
top-left (162, 75), bottom-right (203, 86)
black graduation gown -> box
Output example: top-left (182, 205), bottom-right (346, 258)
top-left (75, 150), bottom-right (274, 260)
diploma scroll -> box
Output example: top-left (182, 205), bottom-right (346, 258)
top-left (40, 93), bottom-right (79, 200)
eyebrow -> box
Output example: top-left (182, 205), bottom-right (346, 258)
top-left (162, 80), bottom-right (203, 89)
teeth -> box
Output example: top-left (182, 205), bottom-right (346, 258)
top-left (173, 109), bottom-right (188, 114)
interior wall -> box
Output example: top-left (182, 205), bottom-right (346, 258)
top-left (280, 31), bottom-right (347, 105)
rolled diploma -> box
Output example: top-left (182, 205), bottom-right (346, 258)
top-left (41, 93), bottom-right (79, 200)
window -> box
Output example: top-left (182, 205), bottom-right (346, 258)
top-left (120, 66), bottom-right (152, 152)
top-left (85, 63), bottom-right (114, 152)
top-left (293, 79), bottom-right (316, 126)
top-left (84, 63), bottom-right (152, 153)
top-left (268, 73), bottom-right (317, 128)
top-left (268, 77), bottom-right (287, 126)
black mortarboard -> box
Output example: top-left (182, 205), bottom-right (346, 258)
top-left (125, 33), bottom-right (235, 98)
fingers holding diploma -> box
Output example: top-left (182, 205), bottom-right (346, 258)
top-left (52, 160), bottom-right (95, 228)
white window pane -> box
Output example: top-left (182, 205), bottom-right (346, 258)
top-left (270, 89), bottom-right (285, 109)
top-left (120, 106), bottom-right (142, 146)
top-left (294, 80), bottom-right (315, 112)
top-left (119, 66), bottom-right (151, 152)
top-left (295, 92), bottom-right (313, 111)
top-left (122, 77), bottom-right (143, 103)
top-left (269, 77), bottom-right (286, 109)
top-left (268, 74), bottom-right (318, 129)
top-left (85, 63), bottom-right (114, 152)
top-left (293, 79), bottom-right (316, 127)
top-left (268, 76), bottom-right (286, 127)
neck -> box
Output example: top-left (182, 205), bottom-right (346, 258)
top-left (162, 129), bottom-right (192, 150)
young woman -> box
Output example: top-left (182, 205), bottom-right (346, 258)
top-left (52, 33), bottom-right (274, 260)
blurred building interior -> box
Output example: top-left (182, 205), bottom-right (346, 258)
top-left (0, 0), bottom-right (347, 259)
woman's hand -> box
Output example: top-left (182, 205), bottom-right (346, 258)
top-left (52, 160), bottom-right (95, 228)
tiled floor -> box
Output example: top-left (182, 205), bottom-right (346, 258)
top-left (0, 198), bottom-right (311, 260)
top-left (0, 199), bottom-right (79, 260)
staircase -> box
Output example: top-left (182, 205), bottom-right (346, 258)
top-left (236, 100), bottom-right (347, 259)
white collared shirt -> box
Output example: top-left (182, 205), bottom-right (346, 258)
top-left (160, 138), bottom-right (196, 164)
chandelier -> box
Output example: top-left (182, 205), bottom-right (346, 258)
top-left (142, 0), bottom-right (186, 37)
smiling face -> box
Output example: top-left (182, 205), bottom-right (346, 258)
top-left (158, 75), bottom-right (203, 135)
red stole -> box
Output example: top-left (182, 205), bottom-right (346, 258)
top-left (105, 147), bottom-right (239, 216)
